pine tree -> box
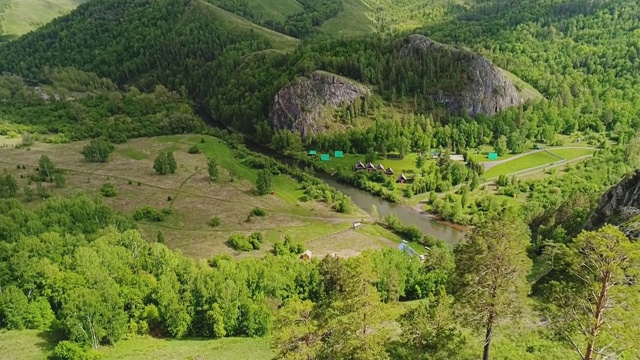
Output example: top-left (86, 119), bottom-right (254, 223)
top-left (207, 159), bottom-right (219, 181)
top-left (453, 212), bottom-right (532, 360)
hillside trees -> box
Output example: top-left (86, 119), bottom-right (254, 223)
top-left (453, 213), bottom-right (533, 360)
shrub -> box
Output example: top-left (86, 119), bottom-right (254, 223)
top-left (51, 341), bottom-right (95, 360)
top-left (251, 207), bottom-right (267, 217)
top-left (100, 183), bottom-right (117, 197)
top-left (209, 216), bottom-right (221, 227)
top-left (132, 206), bottom-right (170, 222)
top-left (82, 139), bottom-right (115, 163)
top-left (188, 144), bottom-right (200, 154)
top-left (227, 234), bottom-right (253, 251)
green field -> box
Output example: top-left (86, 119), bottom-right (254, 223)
top-left (467, 145), bottom-right (525, 163)
top-left (246, 0), bottom-right (303, 22)
top-left (200, 0), bottom-right (299, 51)
top-left (547, 147), bottom-right (596, 160)
top-left (117, 148), bottom-right (148, 160)
top-left (484, 151), bottom-right (561, 178)
top-left (0, 330), bottom-right (273, 360)
top-left (0, 0), bottom-right (82, 40)
top-left (321, 0), bottom-right (376, 36)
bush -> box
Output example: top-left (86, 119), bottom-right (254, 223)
top-left (100, 183), bottom-right (117, 197)
top-left (188, 144), bottom-right (200, 154)
top-left (82, 139), bottom-right (115, 163)
top-left (132, 206), bottom-right (170, 222)
top-left (50, 341), bottom-right (96, 360)
top-left (227, 234), bottom-right (253, 251)
top-left (209, 216), bottom-right (221, 227)
top-left (251, 207), bottom-right (267, 217)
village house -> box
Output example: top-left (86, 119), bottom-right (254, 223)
top-left (376, 163), bottom-right (385, 171)
top-left (354, 161), bottom-right (366, 171)
top-left (366, 162), bottom-right (376, 172)
top-left (397, 174), bottom-right (407, 183)
top-left (300, 250), bottom-right (313, 261)
top-left (386, 167), bottom-right (394, 175)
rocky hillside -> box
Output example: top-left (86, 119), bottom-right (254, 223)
top-left (586, 170), bottom-right (640, 239)
top-left (399, 34), bottom-right (536, 117)
top-left (270, 71), bottom-right (369, 138)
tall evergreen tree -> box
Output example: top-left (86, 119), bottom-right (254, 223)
top-left (453, 213), bottom-right (533, 360)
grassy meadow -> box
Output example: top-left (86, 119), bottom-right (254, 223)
top-left (0, 0), bottom-right (82, 40)
top-left (321, 0), bottom-right (376, 36)
top-left (484, 151), bottom-right (561, 179)
top-left (246, 0), bottom-right (303, 22)
top-left (0, 134), bottom-right (405, 259)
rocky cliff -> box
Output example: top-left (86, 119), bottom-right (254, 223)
top-left (586, 170), bottom-right (640, 239)
top-left (270, 71), bottom-right (369, 138)
top-left (399, 34), bottom-right (530, 117)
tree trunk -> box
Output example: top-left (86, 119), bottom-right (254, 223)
top-left (584, 272), bottom-right (611, 360)
top-left (483, 312), bottom-right (494, 360)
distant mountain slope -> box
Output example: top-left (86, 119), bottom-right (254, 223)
top-left (0, 0), bottom-right (84, 41)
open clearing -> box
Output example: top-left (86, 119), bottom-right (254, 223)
top-left (0, 135), bottom-right (401, 259)
top-left (321, 0), bottom-right (376, 36)
top-left (484, 151), bottom-right (561, 178)
top-left (246, 0), bottom-right (303, 22)
top-left (0, 0), bottom-right (82, 40)
top-left (547, 147), bottom-right (596, 160)
top-left (0, 330), bottom-right (273, 360)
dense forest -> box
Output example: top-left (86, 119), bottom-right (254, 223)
top-left (1, 0), bottom-right (640, 358)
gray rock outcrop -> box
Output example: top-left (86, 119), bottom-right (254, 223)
top-left (399, 34), bottom-right (529, 117)
top-left (270, 71), bottom-right (369, 138)
top-left (586, 170), bottom-right (640, 239)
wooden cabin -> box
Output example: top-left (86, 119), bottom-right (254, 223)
top-left (385, 167), bottom-right (394, 175)
top-left (366, 162), bottom-right (376, 172)
top-left (397, 174), bottom-right (407, 183)
top-left (354, 161), bottom-right (366, 171)
top-left (376, 163), bottom-right (385, 171)
top-left (300, 250), bottom-right (313, 261)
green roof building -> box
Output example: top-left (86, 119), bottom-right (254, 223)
top-left (334, 150), bottom-right (344, 158)
top-left (309, 150), bottom-right (317, 156)
top-left (320, 154), bottom-right (330, 161)
top-left (488, 152), bottom-right (498, 160)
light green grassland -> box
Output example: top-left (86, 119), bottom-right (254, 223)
top-left (484, 151), bottom-right (561, 178)
top-left (246, 0), bottom-right (303, 22)
top-left (117, 148), bottom-right (148, 160)
top-left (321, 0), bottom-right (377, 36)
top-left (0, 330), bottom-right (273, 360)
top-left (0, 0), bottom-right (82, 40)
top-left (199, 0), bottom-right (299, 52)
top-left (547, 147), bottom-right (596, 160)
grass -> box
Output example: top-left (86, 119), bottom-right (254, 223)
top-left (484, 151), bottom-right (561, 178)
top-left (547, 147), bottom-right (595, 160)
top-left (0, 329), bottom-right (56, 360)
top-left (198, 0), bottom-right (299, 52)
top-left (0, 135), bottom-right (391, 259)
top-left (321, 0), bottom-right (376, 36)
top-left (0, 331), bottom-right (273, 360)
top-left (467, 145), bottom-right (524, 163)
top-left (246, 0), bottom-right (303, 22)
top-left (0, 0), bottom-right (82, 40)
top-left (117, 148), bottom-right (148, 160)
top-left (100, 336), bottom-right (273, 360)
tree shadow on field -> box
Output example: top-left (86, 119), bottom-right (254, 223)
top-left (35, 330), bottom-right (62, 353)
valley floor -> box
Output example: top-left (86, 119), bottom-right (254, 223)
top-left (0, 135), bottom-right (403, 259)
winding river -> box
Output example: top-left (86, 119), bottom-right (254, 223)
top-left (197, 110), bottom-right (465, 245)
top-left (315, 173), bottom-right (466, 246)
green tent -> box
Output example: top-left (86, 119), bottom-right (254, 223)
top-left (334, 150), bottom-right (344, 158)
top-left (320, 154), bottom-right (330, 161)
top-left (309, 150), bottom-right (317, 156)
top-left (488, 152), bottom-right (498, 160)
